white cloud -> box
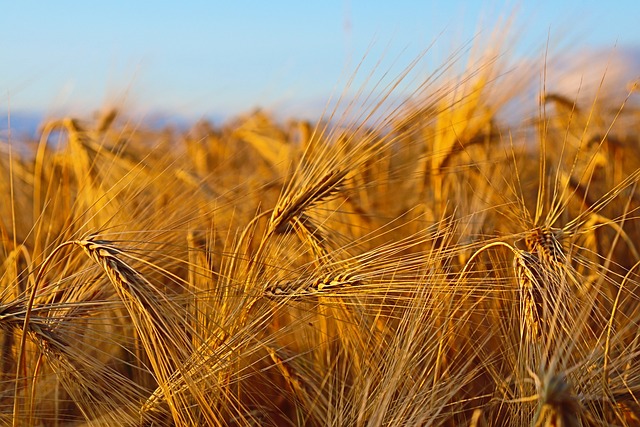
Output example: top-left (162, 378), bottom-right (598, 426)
top-left (546, 46), bottom-right (640, 107)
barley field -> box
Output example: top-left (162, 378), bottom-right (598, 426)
top-left (2, 42), bottom-right (640, 426)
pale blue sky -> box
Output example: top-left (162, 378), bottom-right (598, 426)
top-left (1, 1), bottom-right (639, 123)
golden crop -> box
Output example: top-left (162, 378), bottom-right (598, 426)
top-left (1, 39), bottom-right (640, 426)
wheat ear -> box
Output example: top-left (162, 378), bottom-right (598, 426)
top-left (264, 270), bottom-right (362, 299)
top-left (74, 237), bottom-right (195, 423)
top-left (531, 372), bottom-right (583, 427)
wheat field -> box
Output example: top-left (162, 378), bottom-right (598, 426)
top-left (2, 40), bottom-right (640, 426)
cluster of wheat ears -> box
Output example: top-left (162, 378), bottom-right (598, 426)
top-left (1, 44), bottom-right (640, 426)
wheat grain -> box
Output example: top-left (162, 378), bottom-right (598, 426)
top-left (264, 271), bottom-right (362, 298)
top-left (514, 249), bottom-right (546, 342)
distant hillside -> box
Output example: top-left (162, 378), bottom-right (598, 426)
top-left (0, 110), bottom-right (215, 143)
top-left (0, 111), bottom-right (43, 140)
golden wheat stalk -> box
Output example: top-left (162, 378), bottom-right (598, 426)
top-left (3, 288), bottom-right (147, 425)
top-left (264, 344), bottom-right (326, 421)
top-left (138, 319), bottom-right (268, 425)
top-left (76, 238), bottom-right (190, 346)
top-left (514, 249), bottom-right (546, 342)
top-left (514, 224), bottom-right (580, 345)
top-left (72, 237), bottom-right (201, 424)
top-left (289, 214), bottom-right (331, 262)
top-left (268, 167), bottom-right (349, 236)
top-left (264, 270), bottom-right (363, 298)
top-left (524, 226), bottom-right (568, 267)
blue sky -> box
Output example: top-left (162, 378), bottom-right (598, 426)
top-left (1, 1), bottom-right (639, 124)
